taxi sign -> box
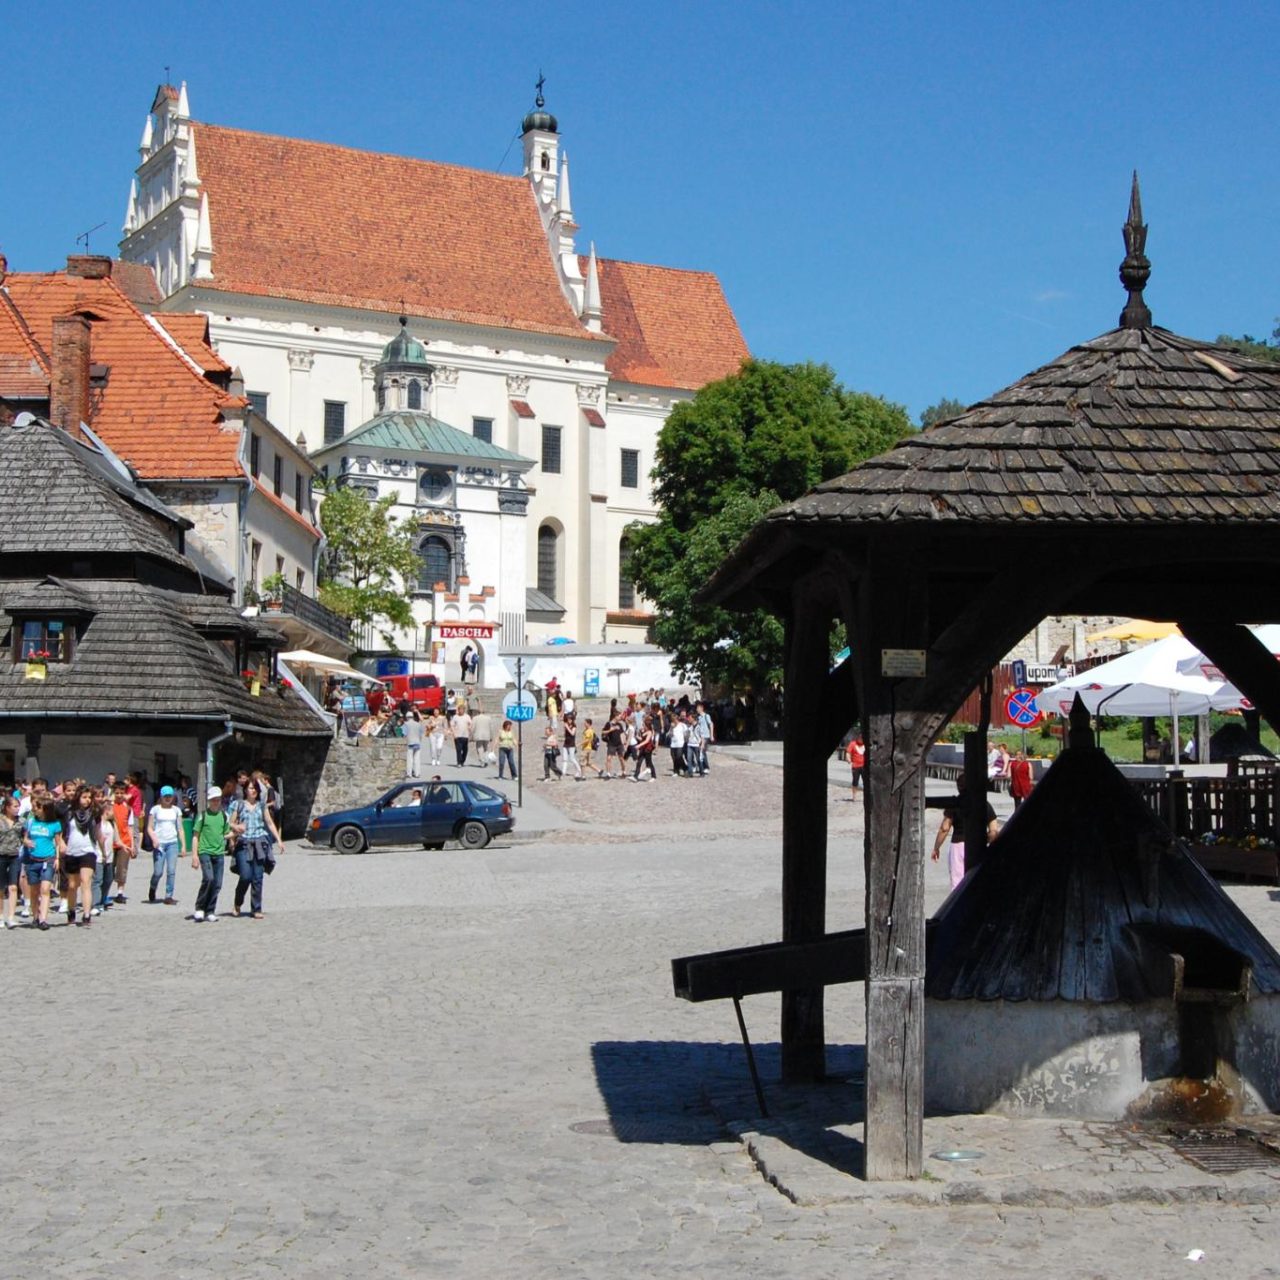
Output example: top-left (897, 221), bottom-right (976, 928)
top-left (503, 689), bottom-right (536, 722)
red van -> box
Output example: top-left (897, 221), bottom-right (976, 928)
top-left (367, 673), bottom-right (445, 715)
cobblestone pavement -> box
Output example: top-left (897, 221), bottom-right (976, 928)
top-left (4, 754), bottom-right (1280, 1278)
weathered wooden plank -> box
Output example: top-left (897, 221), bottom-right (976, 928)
top-left (672, 929), bottom-right (868, 1002)
top-left (864, 978), bottom-right (924, 1180)
top-left (781, 575), bottom-right (835, 1082)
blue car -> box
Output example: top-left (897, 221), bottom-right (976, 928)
top-left (308, 780), bottom-right (515, 854)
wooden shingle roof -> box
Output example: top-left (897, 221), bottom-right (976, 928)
top-left (768, 325), bottom-right (1280, 530)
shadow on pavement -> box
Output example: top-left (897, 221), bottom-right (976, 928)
top-left (589, 1040), bottom-right (867, 1150)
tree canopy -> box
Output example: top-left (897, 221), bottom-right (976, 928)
top-left (316, 482), bottom-right (419, 648)
top-left (919, 396), bottom-right (967, 428)
top-left (1215, 323), bottom-right (1280, 364)
top-left (629, 359), bottom-right (911, 689)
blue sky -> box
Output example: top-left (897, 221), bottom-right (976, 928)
top-left (4, 1), bottom-right (1276, 419)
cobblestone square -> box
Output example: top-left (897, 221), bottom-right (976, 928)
top-left (4, 750), bottom-right (1279, 1278)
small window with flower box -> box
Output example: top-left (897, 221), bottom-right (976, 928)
top-left (16, 619), bottom-right (72, 663)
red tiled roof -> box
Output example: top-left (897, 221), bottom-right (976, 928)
top-left (154, 313), bottom-right (231, 373)
top-left (110, 259), bottom-right (163, 307)
top-left (190, 123), bottom-right (597, 341)
top-left (510, 399), bottom-right (536, 419)
top-left (582, 407), bottom-right (606, 427)
top-left (585, 256), bottom-right (749, 390)
top-left (4, 273), bottom-right (243, 479)
top-left (0, 289), bottom-right (50, 397)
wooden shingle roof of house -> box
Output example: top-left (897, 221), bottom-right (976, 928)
top-left (0, 579), bottom-right (326, 735)
top-left (0, 420), bottom-right (193, 573)
top-left (707, 178), bottom-right (1280, 607)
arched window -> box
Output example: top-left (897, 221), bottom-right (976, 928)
top-left (419, 535), bottom-right (452, 592)
top-left (537, 524), bottom-right (558, 599)
top-left (407, 379), bottom-right (422, 410)
top-left (618, 536), bottom-right (635, 610)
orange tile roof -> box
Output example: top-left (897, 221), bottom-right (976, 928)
top-left (587, 257), bottom-right (749, 390)
top-left (0, 289), bottom-right (50, 397)
top-left (154, 313), bottom-right (231, 373)
top-left (191, 123), bottom-right (596, 341)
top-left (510, 399), bottom-right (536, 419)
top-left (4, 273), bottom-right (243, 480)
top-left (110, 258), bottom-right (163, 307)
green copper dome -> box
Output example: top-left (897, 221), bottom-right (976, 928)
top-left (381, 317), bottom-right (429, 366)
top-left (521, 107), bottom-right (557, 134)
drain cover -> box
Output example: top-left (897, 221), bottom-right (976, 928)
top-left (1168, 1131), bottom-right (1280, 1174)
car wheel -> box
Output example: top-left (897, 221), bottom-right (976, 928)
top-left (459, 821), bottom-right (489, 850)
top-left (334, 825), bottom-right (367, 855)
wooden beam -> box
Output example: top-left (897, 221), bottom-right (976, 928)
top-left (780, 574), bottom-right (834, 1082)
top-left (859, 543), bottom-right (929, 1179)
top-left (1177, 620), bottom-right (1280, 738)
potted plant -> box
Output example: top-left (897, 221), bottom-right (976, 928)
top-left (260, 572), bottom-right (288, 611)
top-left (23, 648), bottom-right (51, 680)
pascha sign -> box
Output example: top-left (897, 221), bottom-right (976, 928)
top-left (436, 623), bottom-right (499, 639)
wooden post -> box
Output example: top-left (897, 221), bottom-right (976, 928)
top-left (1179, 621), bottom-right (1280, 740)
top-left (780, 578), bottom-right (832, 1082)
top-left (860, 549), bottom-right (928, 1180)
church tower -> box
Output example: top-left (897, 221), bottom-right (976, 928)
top-left (374, 317), bottom-right (434, 413)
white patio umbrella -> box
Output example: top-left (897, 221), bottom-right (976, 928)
top-left (1174, 625), bottom-right (1280, 695)
top-left (1037, 635), bottom-right (1240, 761)
top-left (279, 648), bottom-right (347, 670)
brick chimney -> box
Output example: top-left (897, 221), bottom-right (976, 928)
top-left (50, 314), bottom-right (92, 439)
top-left (65, 254), bottom-right (113, 279)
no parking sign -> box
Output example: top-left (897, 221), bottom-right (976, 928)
top-left (1005, 687), bottom-right (1042, 727)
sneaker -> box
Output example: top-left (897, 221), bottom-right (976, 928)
top-left (205, 913), bottom-right (218, 923)
top-left (37, 920), bottom-right (50, 931)
top-left (17, 905), bottom-right (30, 919)
top-left (163, 897), bottom-right (178, 906)
top-left (91, 907), bottom-right (102, 917)
top-left (79, 914), bottom-right (91, 927)
top-left (114, 894), bottom-right (127, 904)
top-left (62, 899), bottom-right (72, 915)
top-left (192, 911), bottom-right (205, 922)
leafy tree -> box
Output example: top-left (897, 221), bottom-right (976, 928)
top-left (1215, 322), bottom-right (1280, 363)
top-left (629, 359), bottom-right (911, 689)
top-left (919, 396), bottom-right (967, 428)
top-left (316, 481), bottom-right (419, 648)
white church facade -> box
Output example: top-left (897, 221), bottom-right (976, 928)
top-left (118, 82), bottom-right (749, 657)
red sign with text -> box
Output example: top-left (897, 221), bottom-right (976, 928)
top-left (436, 623), bottom-right (499, 639)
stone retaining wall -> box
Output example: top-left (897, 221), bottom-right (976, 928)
top-left (307, 737), bottom-right (406, 827)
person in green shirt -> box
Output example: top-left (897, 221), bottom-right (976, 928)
top-left (189, 786), bottom-right (238, 923)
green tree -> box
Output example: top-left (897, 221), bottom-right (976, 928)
top-left (919, 396), bottom-right (967, 428)
top-left (316, 482), bottom-right (419, 648)
top-left (1215, 323), bottom-right (1280, 363)
top-left (629, 359), bottom-right (911, 689)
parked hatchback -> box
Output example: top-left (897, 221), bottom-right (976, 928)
top-left (367, 673), bottom-right (444, 715)
top-left (308, 780), bottom-right (515, 854)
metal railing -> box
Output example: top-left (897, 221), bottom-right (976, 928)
top-left (276, 582), bottom-right (352, 644)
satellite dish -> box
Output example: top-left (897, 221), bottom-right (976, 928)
top-left (13, 412), bottom-right (35, 426)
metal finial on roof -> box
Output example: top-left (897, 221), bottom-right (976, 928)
top-left (1067, 694), bottom-right (1095, 750)
top-left (535, 72), bottom-right (546, 109)
top-left (1118, 170), bottom-right (1152, 330)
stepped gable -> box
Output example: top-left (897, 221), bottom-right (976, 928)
top-left (925, 742), bottom-right (1280, 1002)
top-left (0, 420), bottom-right (191, 571)
top-left (4, 272), bottom-right (242, 479)
top-left (190, 123), bottom-right (591, 341)
top-left (581, 255), bottom-right (749, 390)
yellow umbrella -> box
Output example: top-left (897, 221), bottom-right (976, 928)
top-left (1086, 619), bottom-right (1180, 644)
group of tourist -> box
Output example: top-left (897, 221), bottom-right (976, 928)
top-left (0, 766), bottom-right (283, 930)
top-left (537, 697), bottom-right (715, 783)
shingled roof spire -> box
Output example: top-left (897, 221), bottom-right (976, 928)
top-left (1118, 170), bottom-right (1152, 330)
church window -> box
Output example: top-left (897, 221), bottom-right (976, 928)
top-left (407, 379), bottom-right (422, 410)
top-left (419, 469), bottom-right (451, 502)
top-left (618, 536), bottom-right (635, 610)
top-left (272, 454), bottom-right (283, 497)
top-left (472, 417), bottom-right (493, 444)
top-left (247, 391), bottom-right (268, 418)
top-left (540, 151), bottom-right (550, 171)
top-left (620, 448), bottom-right (639, 489)
top-left (541, 425), bottom-right (562, 474)
top-left (537, 524), bottom-right (559, 599)
top-left (323, 400), bottom-right (346, 445)
top-left (294, 472), bottom-right (304, 512)
top-left (419, 535), bottom-right (453, 592)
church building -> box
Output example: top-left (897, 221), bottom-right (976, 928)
top-left (118, 81), bottom-right (749, 656)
